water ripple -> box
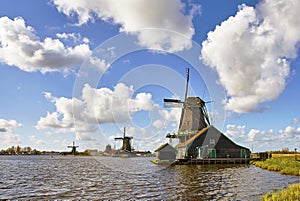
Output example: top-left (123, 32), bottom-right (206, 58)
top-left (0, 155), bottom-right (299, 200)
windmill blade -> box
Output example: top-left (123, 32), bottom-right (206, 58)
top-left (201, 106), bottom-right (211, 126)
top-left (164, 98), bottom-right (184, 108)
top-left (163, 98), bottom-right (183, 103)
top-left (114, 137), bottom-right (123, 140)
top-left (164, 102), bottom-right (183, 108)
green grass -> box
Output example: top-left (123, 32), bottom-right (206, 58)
top-left (250, 158), bottom-right (300, 176)
top-left (251, 158), bottom-right (300, 200)
top-left (261, 183), bottom-right (300, 201)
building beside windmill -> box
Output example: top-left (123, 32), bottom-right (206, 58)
top-left (154, 68), bottom-right (250, 163)
top-left (176, 126), bottom-right (250, 159)
top-left (154, 143), bottom-right (177, 161)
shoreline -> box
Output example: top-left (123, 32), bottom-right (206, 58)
top-left (251, 158), bottom-right (300, 200)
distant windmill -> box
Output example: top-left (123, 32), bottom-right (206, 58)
top-left (164, 68), bottom-right (211, 143)
top-left (114, 127), bottom-right (133, 152)
top-left (67, 141), bottom-right (79, 156)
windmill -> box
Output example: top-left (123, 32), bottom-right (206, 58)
top-left (67, 141), bottom-right (79, 156)
top-left (114, 127), bottom-right (133, 152)
top-left (164, 68), bottom-right (211, 143)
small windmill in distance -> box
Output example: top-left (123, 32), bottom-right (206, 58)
top-left (68, 141), bottom-right (79, 156)
top-left (114, 127), bottom-right (133, 152)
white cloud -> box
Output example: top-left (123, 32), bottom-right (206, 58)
top-left (151, 108), bottom-right (181, 129)
top-left (0, 16), bottom-right (92, 73)
top-left (152, 119), bottom-right (165, 129)
top-left (36, 83), bottom-right (157, 135)
top-left (88, 56), bottom-right (110, 72)
top-left (224, 123), bottom-right (300, 152)
top-left (52, 0), bottom-right (197, 52)
top-left (29, 135), bottom-right (46, 146)
top-left (201, 0), bottom-right (300, 113)
top-left (225, 124), bottom-right (246, 140)
top-left (0, 119), bottom-right (21, 129)
top-left (56, 32), bottom-right (90, 44)
top-left (158, 108), bottom-right (181, 122)
top-left (293, 118), bottom-right (299, 124)
top-left (247, 129), bottom-right (261, 142)
top-left (279, 126), bottom-right (300, 139)
top-left (0, 119), bottom-right (22, 146)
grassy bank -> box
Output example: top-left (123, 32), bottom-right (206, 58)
top-left (251, 158), bottom-right (300, 200)
top-left (261, 183), bottom-right (300, 201)
top-left (251, 158), bottom-right (300, 176)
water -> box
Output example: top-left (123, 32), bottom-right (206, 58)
top-left (0, 155), bottom-right (299, 200)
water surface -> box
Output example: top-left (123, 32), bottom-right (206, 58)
top-left (0, 155), bottom-right (299, 200)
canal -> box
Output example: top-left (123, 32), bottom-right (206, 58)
top-left (0, 155), bottom-right (299, 200)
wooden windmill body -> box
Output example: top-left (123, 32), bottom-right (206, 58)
top-left (164, 68), bottom-right (211, 144)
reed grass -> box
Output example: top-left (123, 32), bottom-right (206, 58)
top-left (251, 158), bottom-right (300, 200)
top-left (261, 183), bottom-right (300, 201)
top-left (250, 158), bottom-right (300, 176)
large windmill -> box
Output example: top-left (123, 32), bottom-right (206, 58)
top-left (153, 68), bottom-right (251, 163)
top-left (164, 68), bottom-right (211, 143)
top-left (114, 127), bottom-right (133, 152)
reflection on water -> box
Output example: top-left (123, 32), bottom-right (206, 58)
top-left (0, 155), bottom-right (299, 200)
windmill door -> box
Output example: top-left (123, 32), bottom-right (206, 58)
top-left (240, 149), bottom-right (246, 158)
top-left (208, 148), bottom-right (216, 158)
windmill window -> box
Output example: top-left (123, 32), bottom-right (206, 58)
top-left (210, 138), bottom-right (215, 144)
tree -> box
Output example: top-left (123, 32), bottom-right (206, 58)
top-left (104, 144), bottom-right (112, 153)
top-left (16, 145), bottom-right (21, 154)
top-left (23, 146), bottom-right (32, 154)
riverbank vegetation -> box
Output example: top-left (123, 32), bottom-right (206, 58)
top-left (0, 145), bottom-right (40, 155)
top-left (261, 183), bottom-right (300, 201)
top-left (251, 157), bottom-right (300, 200)
top-left (250, 158), bottom-right (300, 176)
top-left (0, 145), bottom-right (92, 156)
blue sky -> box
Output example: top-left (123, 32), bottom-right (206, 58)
top-left (0, 0), bottom-right (300, 152)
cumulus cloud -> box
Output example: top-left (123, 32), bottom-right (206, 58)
top-left (158, 108), bottom-right (181, 122)
top-left (225, 124), bottom-right (246, 140)
top-left (56, 32), bottom-right (90, 44)
top-left (52, 0), bottom-right (197, 52)
top-left (87, 56), bottom-right (110, 72)
top-left (0, 16), bottom-right (92, 73)
top-left (36, 83), bottom-right (157, 135)
top-left (0, 128), bottom-right (7, 132)
top-left (224, 123), bottom-right (300, 152)
top-left (152, 108), bottom-right (181, 129)
top-left (279, 126), bottom-right (300, 139)
top-left (29, 135), bottom-right (46, 146)
top-left (0, 119), bottom-right (22, 146)
top-left (0, 119), bottom-right (22, 130)
top-left (201, 0), bottom-right (300, 113)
